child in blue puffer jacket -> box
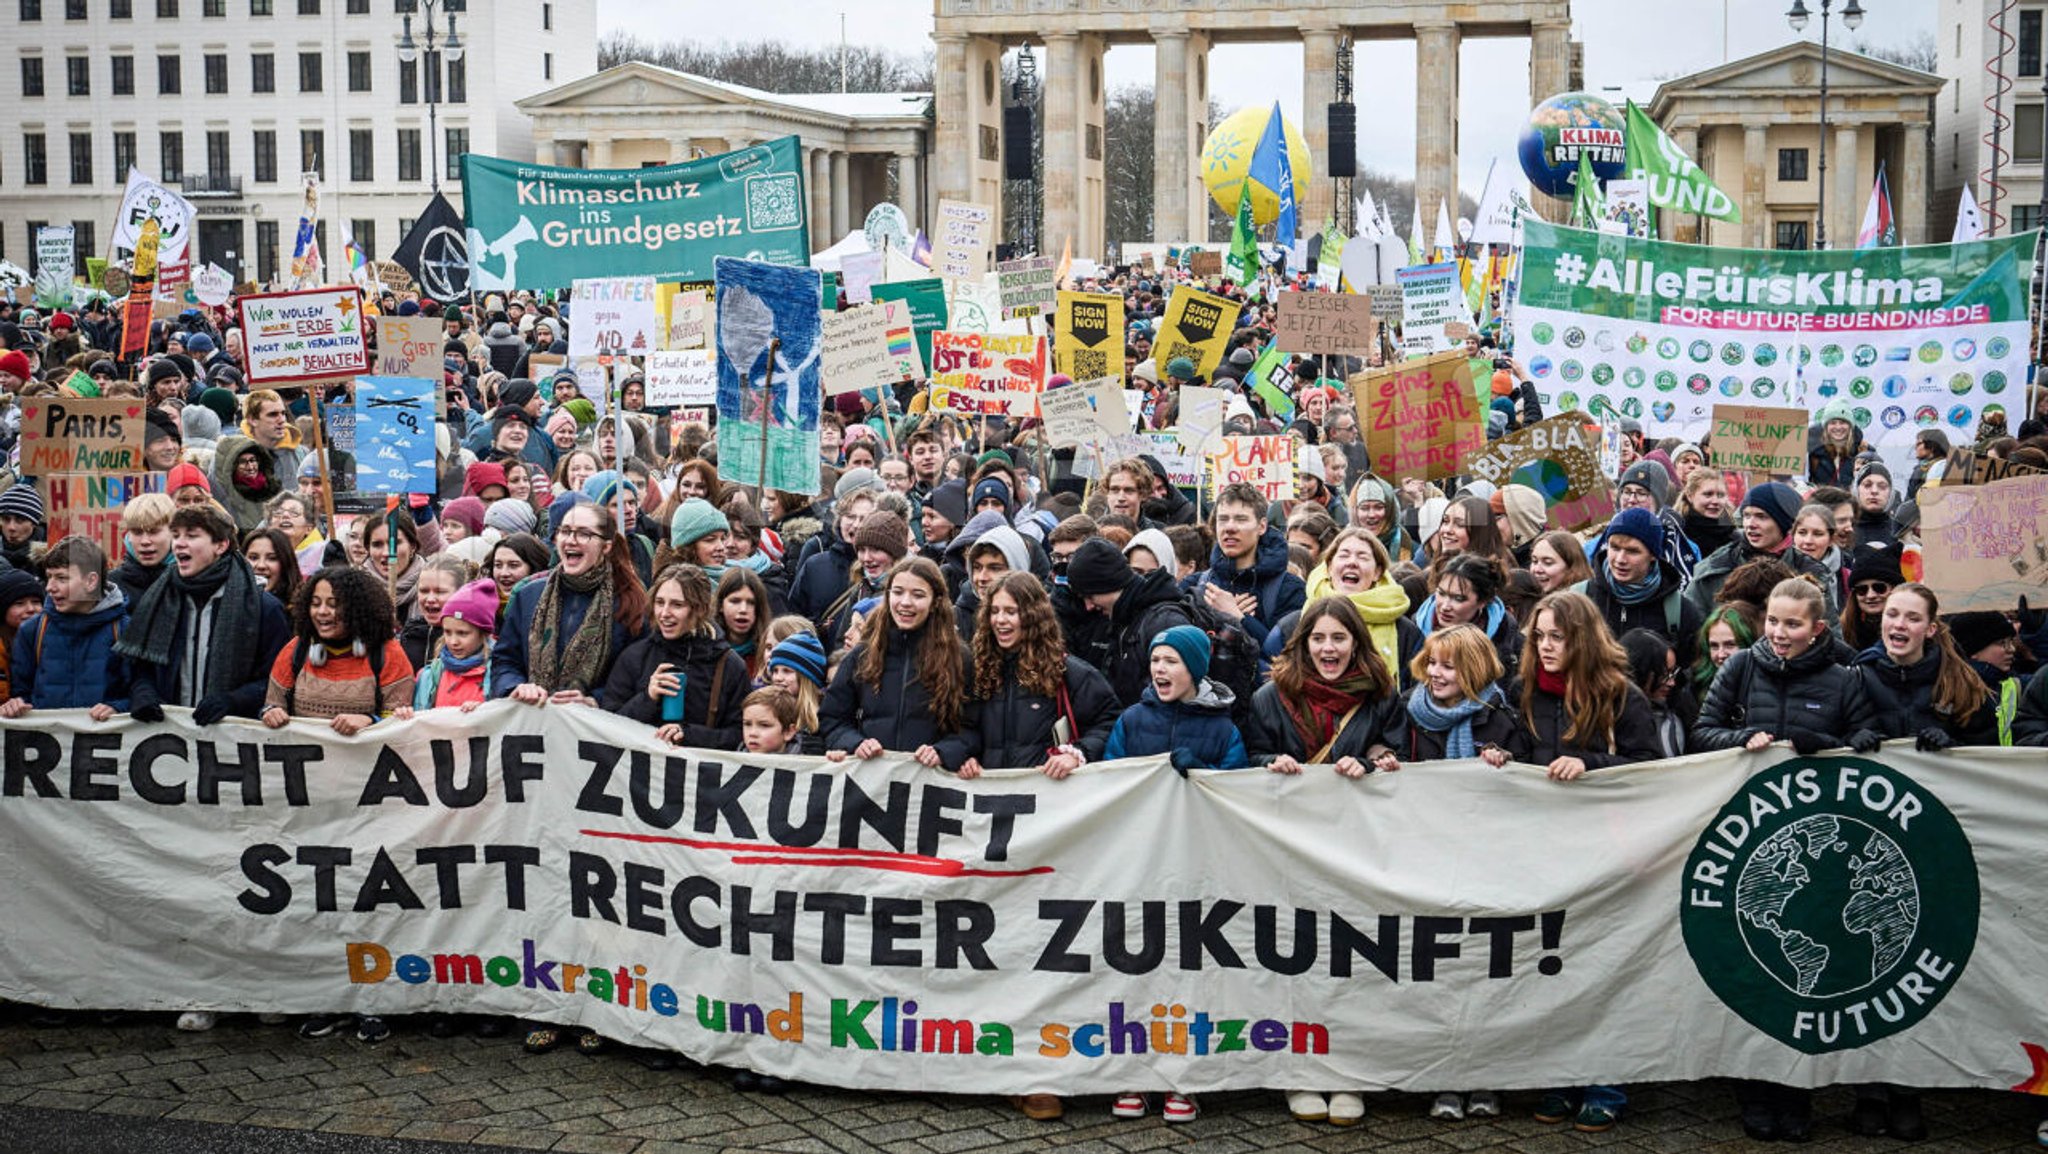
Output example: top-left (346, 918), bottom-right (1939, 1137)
top-left (1104, 625), bottom-right (1248, 771)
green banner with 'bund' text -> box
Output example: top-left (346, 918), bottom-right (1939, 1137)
top-left (460, 137), bottom-right (810, 291)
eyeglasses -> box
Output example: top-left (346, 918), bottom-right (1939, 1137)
top-left (1853, 581), bottom-right (1892, 597)
top-left (558, 526), bottom-right (607, 544)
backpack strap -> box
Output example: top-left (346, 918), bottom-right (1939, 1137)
top-left (705, 656), bottom-right (726, 728)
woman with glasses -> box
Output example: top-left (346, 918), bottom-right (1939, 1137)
top-left (1838, 546), bottom-right (1903, 652)
top-left (491, 500), bottom-right (649, 709)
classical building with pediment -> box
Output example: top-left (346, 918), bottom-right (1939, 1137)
top-left (516, 61), bottom-right (934, 246)
top-left (1647, 42), bottom-right (1942, 249)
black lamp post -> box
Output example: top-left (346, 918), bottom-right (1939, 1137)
top-left (397, 0), bottom-right (464, 194)
top-left (1787, 0), bottom-right (1865, 250)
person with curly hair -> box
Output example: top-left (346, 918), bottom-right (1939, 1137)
top-left (958, 572), bottom-right (1119, 780)
top-left (819, 556), bottom-right (973, 770)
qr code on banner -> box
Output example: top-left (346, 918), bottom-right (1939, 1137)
top-left (1068, 349), bottom-right (1109, 380)
top-left (1155, 339), bottom-right (1198, 368)
top-left (745, 173), bottom-right (803, 231)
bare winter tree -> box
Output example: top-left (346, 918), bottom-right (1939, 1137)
top-left (597, 33), bottom-right (934, 93)
top-left (1851, 32), bottom-right (1939, 75)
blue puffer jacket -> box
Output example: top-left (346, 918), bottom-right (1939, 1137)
top-left (1103, 679), bottom-right (1249, 771)
top-left (12, 588), bottom-right (131, 710)
top-left (490, 573), bottom-right (644, 704)
top-left (1186, 527), bottom-right (1306, 648)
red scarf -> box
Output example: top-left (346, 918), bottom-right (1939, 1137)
top-left (1289, 662), bottom-right (1378, 754)
top-left (1536, 666), bottom-right (1569, 697)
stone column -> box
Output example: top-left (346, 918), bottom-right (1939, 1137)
top-left (896, 149), bottom-right (922, 232)
top-left (1900, 120), bottom-right (1928, 244)
top-left (1670, 125), bottom-right (1700, 241)
top-left (1529, 18), bottom-right (1573, 221)
top-left (1414, 22), bottom-right (1460, 236)
top-left (1832, 123), bottom-right (1860, 251)
top-left (932, 33), bottom-right (973, 210)
top-left (1152, 28), bottom-right (1191, 243)
top-left (1743, 125), bottom-right (1768, 249)
top-left (810, 148), bottom-right (832, 242)
top-left (588, 136), bottom-right (613, 169)
top-left (1300, 20), bottom-right (1339, 236)
top-left (1043, 31), bottom-right (1081, 255)
top-left (831, 150), bottom-right (851, 239)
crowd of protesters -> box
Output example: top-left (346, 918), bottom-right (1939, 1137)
top-left (1, 266), bottom-right (2044, 1140)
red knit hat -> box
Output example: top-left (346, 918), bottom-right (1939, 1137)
top-left (167, 462), bottom-right (209, 493)
top-left (0, 350), bottom-right (29, 381)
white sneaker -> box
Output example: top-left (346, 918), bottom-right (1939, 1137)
top-left (1286, 1091), bottom-right (1328, 1122)
top-left (175, 1011), bottom-right (216, 1032)
top-left (1430, 1092), bottom-right (1466, 1120)
top-left (1329, 1092), bottom-right (1366, 1126)
top-left (1467, 1091), bottom-right (1501, 1117)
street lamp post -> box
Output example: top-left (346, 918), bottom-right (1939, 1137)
top-left (1787, 0), bottom-right (1865, 250)
top-left (397, 0), bottom-right (464, 194)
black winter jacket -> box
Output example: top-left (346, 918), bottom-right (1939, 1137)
top-left (968, 655), bottom-right (1121, 768)
top-left (1399, 693), bottom-right (1536, 763)
top-left (1243, 680), bottom-right (1404, 764)
top-left (1853, 647), bottom-right (1999, 747)
top-left (819, 624), bottom-right (975, 770)
top-left (1511, 678), bottom-right (1665, 769)
top-left (1583, 558), bottom-right (1704, 671)
top-left (602, 631), bottom-right (750, 751)
top-left (1694, 639), bottom-right (1876, 751)
top-left (788, 536), bottom-right (857, 626)
top-left (1101, 569), bottom-right (1197, 709)
top-left (1187, 527), bottom-right (1306, 649)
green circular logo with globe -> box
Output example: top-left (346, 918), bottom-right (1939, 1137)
top-left (1681, 758), bottom-right (1978, 1053)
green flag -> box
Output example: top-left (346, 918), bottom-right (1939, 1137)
top-left (1625, 100), bottom-right (1741, 223)
top-left (1228, 179), bottom-right (1258, 285)
top-left (1571, 152), bottom-right (1604, 229)
top-left (1249, 338), bottom-right (1286, 392)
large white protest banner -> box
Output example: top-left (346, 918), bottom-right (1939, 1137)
top-left (111, 167), bottom-right (197, 283)
top-left (0, 706), bottom-right (2040, 1096)
top-left (1511, 221), bottom-right (2035, 478)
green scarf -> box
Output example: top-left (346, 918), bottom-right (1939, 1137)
top-left (526, 565), bottom-right (615, 694)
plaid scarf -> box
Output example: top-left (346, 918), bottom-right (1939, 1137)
top-left (526, 565), bottom-right (615, 694)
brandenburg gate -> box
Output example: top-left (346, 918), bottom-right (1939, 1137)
top-left (931, 0), bottom-right (1574, 253)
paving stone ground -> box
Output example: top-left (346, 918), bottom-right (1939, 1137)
top-left (0, 1013), bottom-right (2040, 1152)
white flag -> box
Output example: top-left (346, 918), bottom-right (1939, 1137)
top-left (1433, 199), bottom-right (1456, 259)
top-left (1953, 185), bottom-right (1986, 243)
top-left (1356, 189), bottom-right (1381, 241)
top-left (1471, 159), bottom-right (1524, 247)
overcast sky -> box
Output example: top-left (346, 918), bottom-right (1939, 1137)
top-left (596, 0), bottom-right (1939, 200)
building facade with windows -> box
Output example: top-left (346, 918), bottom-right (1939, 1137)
top-left (0, 0), bottom-right (594, 285)
top-left (1647, 42), bottom-right (1941, 249)
top-left (1935, 0), bottom-right (2047, 238)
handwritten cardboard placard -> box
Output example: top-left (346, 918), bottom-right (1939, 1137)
top-left (1942, 446), bottom-right (2047, 487)
top-left (1276, 290), bottom-right (1378, 355)
top-left (879, 300), bottom-right (924, 381)
top-left (932, 199), bottom-right (995, 281)
top-left (1176, 385), bottom-right (1226, 454)
top-left (644, 350), bottom-right (718, 407)
top-left (1039, 378), bottom-right (1130, 449)
top-left (18, 397), bottom-right (147, 475)
top-left (1350, 351), bottom-right (1482, 482)
top-left (1144, 432), bottom-right (1203, 488)
top-left (373, 315), bottom-right (445, 381)
top-left (1463, 411), bottom-right (1615, 532)
top-left (569, 276), bottom-right (659, 356)
top-left (237, 287), bottom-right (369, 385)
top-left (928, 330), bottom-right (1047, 417)
top-left (352, 375), bottom-right (439, 496)
top-left (839, 251), bottom-right (884, 305)
top-left (1709, 404), bottom-right (1807, 476)
top-left (1208, 434), bottom-right (1294, 502)
top-left (997, 256), bottom-right (1057, 321)
top-left (1188, 250), bottom-right (1222, 278)
top-left (40, 472), bottom-right (165, 557)
top-left (655, 285), bottom-right (708, 351)
top-left (819, 307), bottom-right (900, 397)
top-left (1919, 473), bottom-right (2048, 612)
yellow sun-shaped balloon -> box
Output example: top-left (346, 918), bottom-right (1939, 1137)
top-left (1200, 106), bottom-right (1314, 225)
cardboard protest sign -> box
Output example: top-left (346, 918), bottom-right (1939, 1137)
top-left (997, 257), bottom-right (1057, 320)
top-left (868, 279), bottom-right (947, 371)
top-left (932, 199), bottom-right (996, 280)
top-left (1462, 412), bottom-right (1615, 532)
top-left (1188, 250), bottom-right (1223, 277)
top-left (372, 316), bottom-right (445, 381)
top-left (191, 263), bottom-right (233, 307)
top-left (1919, 473), bottom-right (2048, 611)
top-left (1942, 446), bottom-right (2046, 487)
top-left (840, 251), bottom-right (884, 304)
top-left (1053, 291), bottom-right (1124, 384)
top-left (1397, 261), bottom-right (1465, 355)
top-left (879, 300), bottom-right (924, 381)
top-left (1350, 351), bottom-right (1482, 482)
top-left (1039, 379), bottom-right (1130, 449)
top-left (714, 256), bottom-right (825, 496)
top-left (1176, 385), bottom-right (1227, 454)
top-left (18, 397), bottom-right (147, 475)
top-left (819, 307), bottom-right (899, 397)
top-left (35, 225), bottom-right (74, 284)
top-left (569, 276), bottom-right (659, 357)
top-left (655, 285), bottom-right (707, 351)
top-left (236, 287), bottom-right (369, 385)
top-left (39, 473), bottom-right (165, 558)
top-left (1275, 290), bottom-right (1377, 355)
top-left (1144, 432), bottom-right (1204, 488)
top-left (352, 376), bottom-right (439, 495)
top-left (644, 350), bottom-right (718, 407)
top-left (526, 353), bottom-right (565, 380)
top-left (1208, 434), bottom-right (1294, 502)
top-left (1364, 282), bottom-right (1403, 320)
top-left (1156, 286), bottom-right (1241, 379)
top-left (929, 331), bottom-right (1047, 417)
top-left (1708, 405), bottom-right (1807, 476)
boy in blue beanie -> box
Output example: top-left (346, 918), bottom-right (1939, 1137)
top-left (1103, 624), bottom-right (1247, 772)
